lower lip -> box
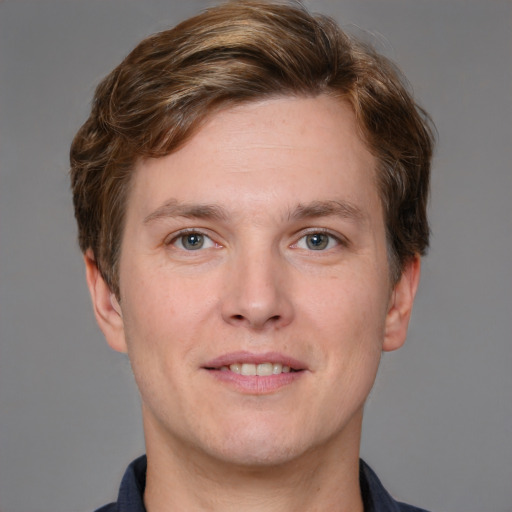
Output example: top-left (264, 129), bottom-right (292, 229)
top-left (205, 369), bottom-right (304, 394)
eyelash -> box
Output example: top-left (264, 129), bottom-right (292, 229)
top-left (293, 228), bottom-right (347, 251)
top-left (165, 229), bottom-right (218, 250)
top-left (165, 228), bottom-right (347, 252)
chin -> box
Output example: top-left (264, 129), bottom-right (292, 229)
top-left (200, 416), bottom-right (321, 468)
top-left (213, 439), bottom-right (304, 468)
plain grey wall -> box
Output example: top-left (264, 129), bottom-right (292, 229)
top-left (1, 1), bottom-right (511, 511)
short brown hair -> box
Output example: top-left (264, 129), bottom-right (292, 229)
top-left (70, 0), bottom-right (435, 296)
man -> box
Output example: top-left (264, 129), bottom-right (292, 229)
top-left (70, 1), bottom-right (434, 511)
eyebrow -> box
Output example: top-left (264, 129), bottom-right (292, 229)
top-left (143, 199), bottom-right (230, 224)
top-left (289, 200), bottom-right (366, 224)
top-left (143, 198), bottom-right (366, 225)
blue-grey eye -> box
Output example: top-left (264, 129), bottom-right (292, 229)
top-left (170, 231), bottom-right (216, 251)
top-left (175, 233), bottom-right (211, 250)
top-left (306, 233), bottom-right (329, 250)
top-left (296, 232), bottom-right (338, 251)
top-left (183, 233), bottom-right (203, 249)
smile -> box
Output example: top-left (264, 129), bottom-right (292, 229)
top-left (203, 352), bottom-right (306, 393)
top-left (203, 351), bottom-right (306, 374)
top-left (220, 363), bottom-right (295, 375)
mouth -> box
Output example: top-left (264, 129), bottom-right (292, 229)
top-left (210, 362), bottom-right (300, 376)
top-left (202, 351), bottom-right (306, 392)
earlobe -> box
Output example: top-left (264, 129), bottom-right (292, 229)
top-left (382, 255), bottom-right (421, 352)
top-left (84, 250), bottom-right (128, 354)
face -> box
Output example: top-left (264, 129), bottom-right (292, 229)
top-left (87, 95), bottom-right (419, 468)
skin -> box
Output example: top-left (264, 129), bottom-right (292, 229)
top-left (85, 95), bottom-right (420, 512)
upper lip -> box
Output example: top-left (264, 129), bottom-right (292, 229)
top-left (203, 351), bottom-right (307, 371)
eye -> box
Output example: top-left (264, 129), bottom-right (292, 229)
top-left (296, 232), bottom-right (340, 251)
top-left (171, 231), bottom-right (216, 251)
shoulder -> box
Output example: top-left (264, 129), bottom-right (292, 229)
top-left (92, 455), bottom-right (147, 512)
top-left (360, 459), bottom-right (431, 512)
top-left (93, 503), bottom-right (117, 512)
top-left (395, 502), bottom-right (430, 512)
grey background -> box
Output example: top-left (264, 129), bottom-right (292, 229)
top-left (0, 1), bottom-right (511, 511)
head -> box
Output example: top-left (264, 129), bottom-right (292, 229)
top-left (70, 0), bottom-right (434, 299)
top-left (72, 1), bottom-right (436, 474)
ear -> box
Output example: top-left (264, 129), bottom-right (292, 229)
top-left (383, 254), bottom-right (421, 352)
top-left (84, 249), bottom-right (127, 354)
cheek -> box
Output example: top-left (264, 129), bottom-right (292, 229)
top-left (119, 288), bottom-right (200, 427)
top-left (119, 265), bottom-right (217, 378)
top-left (121, 258), bottom-right (205, 330)
top-left (305, 272), bottom-right (389, 339)
top-left (301, 271), bottom-right (389, 389)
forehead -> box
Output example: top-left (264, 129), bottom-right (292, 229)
top-left (129, 95), bottom-right (379, 220)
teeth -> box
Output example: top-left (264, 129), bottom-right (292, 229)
top-left (240, 363), bottom-right (256, 376)
top-left (256, 363), bottom-right (273, 376)
top-left (272, 363), bottom-right (282, 374)
top-left (227, 362), bottom-right (294, 375)
top-left (229, 363), bottom-right (241, 374)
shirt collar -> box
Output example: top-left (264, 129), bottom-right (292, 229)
top-left (111, 455), bottom-right (420, 512)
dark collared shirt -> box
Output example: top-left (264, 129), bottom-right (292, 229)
top-left (95, 455), bottom-right (430, 512)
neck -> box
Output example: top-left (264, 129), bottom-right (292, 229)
top-left (143, 413), bottom-right (364, 512)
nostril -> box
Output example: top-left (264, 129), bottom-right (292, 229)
top-left (230, 313), bottom-right (282, 325)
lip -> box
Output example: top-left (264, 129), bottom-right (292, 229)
top-left (202, 351), bottom-right (308, 395)
top-left (203, 351), bottom-right (307, 371)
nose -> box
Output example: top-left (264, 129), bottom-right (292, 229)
top-left (220, 246), bottom-right (294, 331)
